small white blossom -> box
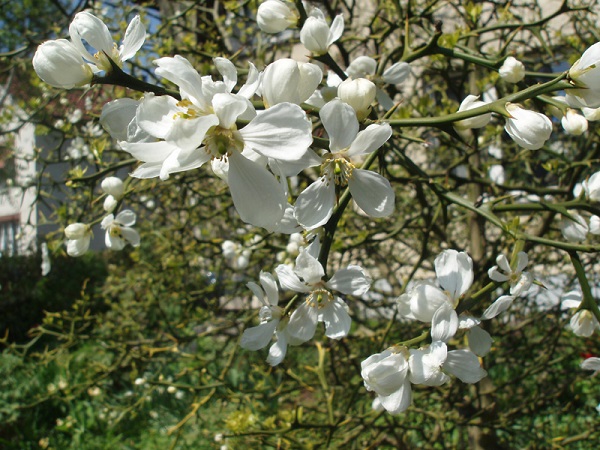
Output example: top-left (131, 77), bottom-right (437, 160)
top-left (454, 95), bottom-right (492, 130)
top-left (560, 213), bottom-right (589, 242)
top-left (567, 42), bottom-right (600, 108)
top-left (488, 252), bottom-right (533, 296)
top-left (561, 290), bottom-right (600, 337)
top-left (504, 103), bottom-right (553, 150)
top-left (337, 78), bottom-right (377, 121)
top-left (276, 239), bottom-right (371, 341)
top-left (257, 0), bottom-right (298, 33)
top-left (583, 171), bottom-right (600, 201)
top-left (100, 210), bottom-right (140, 250)
top-left (300, 8), bottom-right (344, 55)
top-left (499, 56), bottom-right (525, 83)
top-left (561, 109), bottom-right (588, 135)
top-left (261, 59), bottom-right (322, 107)
top-left (361, 349), bottom-right (412, 414)
top-left (581, 357), bottom-right (600, 375)
top-left (64, 223), bottom-right (92, 257)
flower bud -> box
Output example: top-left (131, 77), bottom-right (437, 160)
top-left (583, 171), bottom-right (600, 201)
top-left (347, 56), bottom-right (377, 79)
top-left (382, 62), bottom-right (411, 84)
top-left (582, 106), bottom-right (600, 121)
top-left (567, 42), bottom-right (600, 108)
top-left (299, 8), bottom-right (344, 55)
top-left (64, 223), bottom-right (90, 240)
top-left (561, 109), bottom-right (588, 135)
top-left (101, 177), bottom-right (125, 199)
top-left (103, 195), bottom-right (118, 213)
top-left (32, 39), bottom-right (94, 89)
top-left (560, 213), bottom-right (589, 242)
top-left (454, 95), bottom-right (492, 130)
top-left (337, 77), bottom-right (376, 120)
top-left (499, 56), bottom-right (525, 83)
top-left (504, 103), bottom-right (552, 150)
top-left (261, 59), bottom-right (322, 107)
top-left (257, 0), bottom-right (297, 33)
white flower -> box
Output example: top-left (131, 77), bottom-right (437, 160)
top-left (499, 56), bottom-right (525, 83)
top-left (561, 109), bottom-right (588, 135)
top-left (257, 0), bottom-right (298, 33)
top-left (294, 99), bottom-right (394, 230)
top-left (346, 56), bottom-right (411, 109)
top-left (261, 59), bottom-right (322, 107)
top-left (583, 171), bottom-right (600, 201)
top-left (276, 239), bottom-right (371, 341)
top-left (481, 295), bottom-right (515, 320)
top-left (101, 177), bottom-right (125, 212)
top-left (409, 341), bottom-right (487, 386)
top-left (398, 249), bottom-right (473, 323)
top-left (33, 12), bottom-right (145, 89)
top-left (504, 103), bottom-right (553, 150)
top-left (69, 12), bottom-right (145, 72)
top-left (560, 213), bottom-right (589, 242)
top-left (64, 223), bottom-right (92, 257)
top-left (240, 272), bottom-right (300, 366)
top-left (300, 8), bottom-right (344, 55)
top-left (361, 349), bottom-right (412, 414)
top-left (33, 40), bottom-right (94, 88)
top-left (581, 357), bottom-right (600, 375)
top-left (119, 56), bottom-right (314, 230)
top-left (454, 95), bottom-right (492, 130)
top-left (567, 42), bottom-right (600, 108)
top-left (488, 252), bottom-right (532, 296)
top-left (337, 78), bottom-right (377, 121)
top-left (561, 290), bottom-right (600, 337)
top-left (100, 210), bottom-right (140, 250)
top-left (581, 106), bottom-right (600, 121)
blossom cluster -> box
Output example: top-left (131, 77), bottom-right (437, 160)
top-left (31, 4), bottom-right (600, 418)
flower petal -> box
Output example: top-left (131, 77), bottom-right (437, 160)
top-left (240, 102), bottom-right (313, 161)
top-left (275, 264), bottom-right (311, 293)
top-left (267, 330), bottom-right (288, 366)
top-left (346, 123), bottom-right (392, 158)
top-left (435, 249), bottom-right (473, 300)
top-left (294, 248), bottom-right (325, 285)
top-left (348, 169), bottom-right (395, 217)
top-left (119, 15), bottom-right (146, 62)
top-left (481, 295), bottom-right (515, 320)
top-left (287, 303), bottom-right (318, 342)
top-left (227, 152), bottom-right (286, 230)
top-left (320, 99), bottom-right (358, 152)
top-left (241, 320), bottom-right (278, 351)
top-left (319, 298), bottom-right (351, 339)
top-left (378, 380), bottom-right (412, 414)
top-left (327, 265), bottom-right (371, 296)
top-left (468, 326), bottom-right (493, 357)
top-left (444, 350), bottom-right (487, 383)
top-left (294, 178), bottom-right (336, 230)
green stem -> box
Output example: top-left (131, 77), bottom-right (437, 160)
top-left (568, 251), bottom-right (600, 323)
top-left (384, 74), bottom-right (571, 128)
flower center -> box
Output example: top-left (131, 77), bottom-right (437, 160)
top-left (321, 154), bottom-right (355, 186)
top-left (203, 126), bottom-right (244, 159)
top-left (94, 44), bottom-right (121, 72)
top-left (109, 224), bottom-right (124, 239)
top-left (306, 288), bottom-right (334, 309)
